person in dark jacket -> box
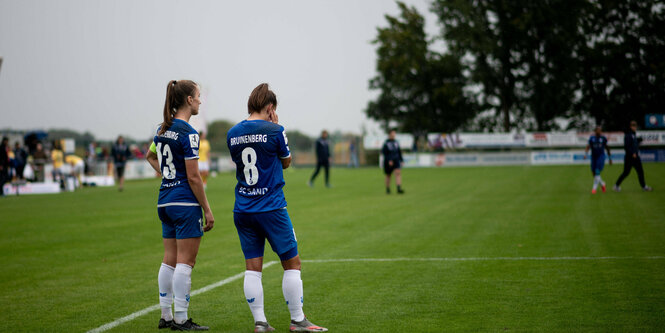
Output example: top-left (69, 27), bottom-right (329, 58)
top-left (614, 121), bottom-right (652, 192)
top-left (13, 142), bottom-right (28, 180)
top-left (309, 130), bottom-right (331, 188)
top-left (0, 137), bottom-right (9, 196)
top-left (382, 129), bottom-right (404, 194)
top-left (112, 135), bottom-right (132, 191)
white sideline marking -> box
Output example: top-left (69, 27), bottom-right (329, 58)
top-left (86, 261), bottom-right (278, 333)
top-left (87, 256), bottom-right (664, 332)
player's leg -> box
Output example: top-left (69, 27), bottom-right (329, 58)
top-left (591, 159), bottom-right (599, 193)
top-left (235, 212), bottom-right (271, 330)
top-left (614, 155), bottom-right (633, 191)
top-left (395, 168), bottom-right (404, 194)
top-left (158, 208), bottom-right (177, 328)
top-left (633, 157), bottom-right (651, 191)
top-left (309, 162), bottom-right (321, 186)
top-left (323, 161), bottom-right (330, 187)
top-left (264, 210), bottom-right (327, 332)
top-left (171, 206), bottom-right (208, 330)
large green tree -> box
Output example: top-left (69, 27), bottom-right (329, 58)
top-left (367, 1), bottom-right (474, 134)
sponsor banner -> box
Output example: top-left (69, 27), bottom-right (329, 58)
top-left (531, 151), bottom-right (626, 165)
top-left (456, 133), bottom-right (525, 148)
top-left (2, 182), bottom-right (61, 195)
top-left (400, 152), bottom-right (530, 167)
top-left (645, 114), bottom-right (665, 129)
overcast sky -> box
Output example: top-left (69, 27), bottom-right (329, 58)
top-left (0, 0), bottom-right (439, 141)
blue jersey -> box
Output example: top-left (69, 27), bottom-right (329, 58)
top-left (227, 120), bottom-right (291, 213)
top-left (588, 135), bottom-right (608, 158)
top-left (153, 119), bottom-right (200, 207)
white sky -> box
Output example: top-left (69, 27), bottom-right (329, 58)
top-left (0, 0), bottom-right (439, 140)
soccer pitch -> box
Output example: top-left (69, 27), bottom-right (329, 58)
top-left (1, 164), bottom-right (664, 332)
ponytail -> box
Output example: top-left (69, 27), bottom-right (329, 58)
top-left (159, 80), bottom-right (198, 135)
top-left (247, 83), bottom-right (277, 114)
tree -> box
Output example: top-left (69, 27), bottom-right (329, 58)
top-left (206, 119), bottom-right (235, 153)
top-left (286, 130), bottom-right (314, 151)
top-left (367, 1), bottom-right (475, 134)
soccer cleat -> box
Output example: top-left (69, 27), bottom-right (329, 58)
top-left (643, 186), bottom-right (653, 192)
top-left (159, 318), bottom-right (173, 329)
top-left (397, 188), bottom-right (405, 194)
top-left (591, 189), bottom-right (597, 194)
top-left (601, 184), bottom-right (606, 193)
top-left (171, 318), bottom-right (209, 331)
top-left (386, 187), bottom-right (391, 194)
top-left (613, 185), bottom-right (621, 192)
top-left (290, 318), bottom-right (328, 332)
top-left (307, 181), bottom-right (313, 188)
top-left (254, 321), bottom-right (275, 332)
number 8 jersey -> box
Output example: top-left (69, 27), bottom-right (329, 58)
top-left (227, 119), bottom-right (291, 213)
top-left (153, 119), bottom-right (200, 207)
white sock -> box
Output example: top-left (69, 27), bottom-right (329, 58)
top-left (599, 176), bottom-right (605, 186)
top-left (282, 270), bottom-right (305, 322)
top-left (593, 176), bottom-right (599, 190)
top-left (173, 263), bottom-right (192, 324)
top-left (244, 271), bottom-right (267, 322)
top-left (158, 263), bottom-right (175, 321)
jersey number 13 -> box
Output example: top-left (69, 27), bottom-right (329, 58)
top-left (156, 142), bottom-right (176, 180)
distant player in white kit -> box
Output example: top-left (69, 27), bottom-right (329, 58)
top-left (227, 83), bottom-right (328, 332)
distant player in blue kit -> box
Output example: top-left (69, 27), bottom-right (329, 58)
top-left (227, 83), bottom-right (327, 333)
top-left (146, 80), bottom-right (214, 331)
top-left (584, 126), bottom-right (612, 194)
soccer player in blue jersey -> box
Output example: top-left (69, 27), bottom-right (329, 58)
top-left (146, 80), bottom-right (214, 331)
top-left (227, 83), bottom-right (327, 333)
top-left (584, 126), bottom-right (612, 194)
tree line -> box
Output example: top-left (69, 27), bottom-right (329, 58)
top-left (367, 0), bottom-right (665, 133)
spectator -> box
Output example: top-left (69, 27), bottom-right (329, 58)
top-left (51, 140), bottom-right (65, 186)
top-left (112, 136), bottom-right (131, 191)
top-left (13, 142), bottom-right (28, 180)
top-left (32, 142), bottom-right (48, 182)
top-left (348, 137), bottom-right (359, 168)
top-left (0, 137), bottom-right (9, 195)
top-left (309, 130), bottom-right (331, 188)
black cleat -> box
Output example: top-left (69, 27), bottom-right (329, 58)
top-left (171, 318), bottom-right (209, 331)
top-left (386, 188), bottom-right (391, 194)
top-left (159, 318), bottom-right (173, 329)
top-left (397, 188), bottom-right (405, 194)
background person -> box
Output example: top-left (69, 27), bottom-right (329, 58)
top-left (584, 126), bottom-right (612, 194)
top-left (614, 120), bottom-right (653, 192)
top-left (227, 83), bottom-right (327, 333)
top-left (50, 140), bottom-right (64, 186)
top-left (348, 137), bottom-right (359, 168)
top-left (65, 154), bottom-right (85, 187)
top-left (13, 142), bottom-right (28, 180)
top-left (146, 79), bottom-right (214, 331)
top-left (382, 129), bottom-right (404, 194)
top-left (31, 142), bottom-right (48, 182)
top-left (198, 131), bottom-right (210, 188)
top-left (0, 137), bottom-right (9, 195)
top-left (308, 130), bottom-right (331, 188)
top-left (111, 136), bottom-right (131, 191)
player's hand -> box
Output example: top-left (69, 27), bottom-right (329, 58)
top-left (633, 153), bottom-right (637, 158)
top-left (203, 210), bottom-right (214, 232)
top-left (609, 159), bottom-right (613, 166)
top-left (583, 155), bottom-right (587, 160)
top-left (388, 160), bottom-right (394, 166)
top-left (268, 109), bottom-right (279, 124)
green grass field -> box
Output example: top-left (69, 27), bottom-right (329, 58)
top-left (1, 164), bottom-right (664, 332)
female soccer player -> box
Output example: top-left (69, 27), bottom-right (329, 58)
top-left (227, 83), bottom-right (327, 332)
top-left (584, 126), bottom-right (612, 194)
top-left (382, 129), bottom-right (404, 194)
top-left (146, 80), bottom-right (214, 331)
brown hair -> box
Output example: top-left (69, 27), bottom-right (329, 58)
top-left (247, 83), bottom-right (277, 114)
top-left (159, 80), bottom-right (198, 135)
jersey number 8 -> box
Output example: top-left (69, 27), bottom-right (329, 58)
top-left (242, 147), bottom-right (259, 185)
top-left (156, 142), bottom-right (176, 180)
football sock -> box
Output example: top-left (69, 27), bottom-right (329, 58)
top-left (158, 263), bottom-right (175, 321)
top-left (282, 269), bottom-right (305, 322)
top-left (599, 175), bottom-right (605, 186)
top-left (244, 271), bottom-right (267, 322)
top-left (592, 176), bottom-right (599, 190)
top-left (173, 263), bottom-right (192, 324)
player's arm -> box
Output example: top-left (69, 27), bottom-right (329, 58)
top-left (605, 144), bottom-right (612, 165)
top-left (146, 142), bottom-right (161, 174)
top-left (185, 159), bottom-right (214, 232)
top-left (281, 156), bottom-right (291, 169)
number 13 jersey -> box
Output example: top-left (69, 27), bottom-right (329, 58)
top-left (153, 118), bottom-right (200, 207)
top-left (227, 119), bottom-right (291, 213)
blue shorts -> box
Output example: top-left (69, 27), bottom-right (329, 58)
top-left (158, 205), bottom-right (204, 239)
top-left (234, 209), bottom-right (298, 261)
top-left (590, 156), bottom-right (605, 176)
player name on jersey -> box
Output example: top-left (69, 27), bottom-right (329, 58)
top-left (229, 134), bottom-right (268, 146)
top-left (159, 130), bottom-right (179, 140)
